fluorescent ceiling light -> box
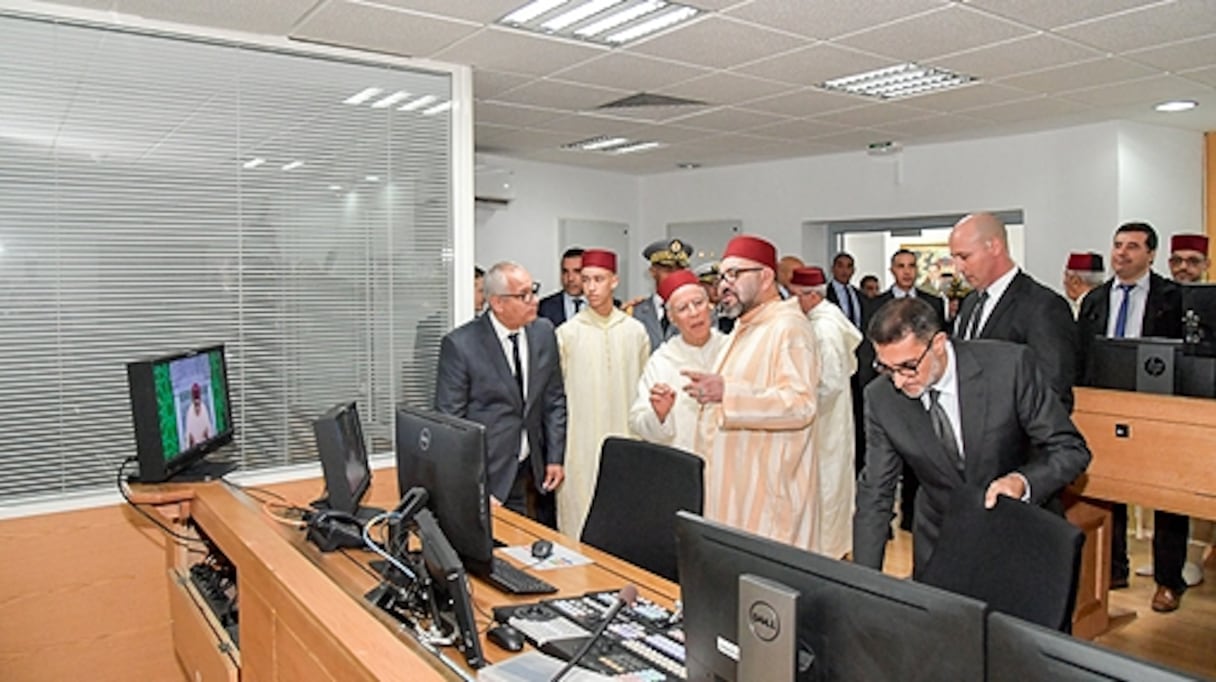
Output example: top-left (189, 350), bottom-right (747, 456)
top-left (242, 157), bottom-right (265, 169)
top-left (371, 91), bottom-right (411, 108)
top-left (422, 101), bottom-right (453, 116)
top-left (344, 87), bottom-right (383, 105)
top-left (820, 63), bottom-right (976, 100)
top-left (576, 0), bottom-right (664, 37)
top-left (578, 136), bottom-right (629, 150)
top-left (1155, 99), bottom-right (1197, 112)
top-left (399, 95), bottom-right (439, 112)
top-left (605, 5), bottom-right (697, 43)
top-left (281, 160), bottom-right (304, 171)
top-left (502, 0), bottom-right (570, 24)
top-left (612, 141), bottom-right (662, 154)
top-left (543, 0), bottom-right (623, 31)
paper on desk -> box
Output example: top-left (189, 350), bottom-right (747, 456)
top-left (478, 650), bottom-right (612, 682)
top-left (500, 542), bottom-right (591, 570)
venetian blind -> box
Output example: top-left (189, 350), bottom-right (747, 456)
top-left (0, 14), bottom-right (455, 502)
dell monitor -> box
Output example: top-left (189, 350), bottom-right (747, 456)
top-left (395, 405), bottom-right (494, 575)
top-left (312, 400), bottom-right (383, 521)
top-left (415, 508), bottom-right (485, 669)
top-left (675, 511), bottom-right (987, 682)
top-left (127, 344), bottom-right (235, 483)
top-left (987, 612), bottom-right (1197, 681)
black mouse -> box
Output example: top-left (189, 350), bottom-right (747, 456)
top-left (531, 539), bottom-right (554, 560)
top-left (487, 623), bottom-right (525, 652)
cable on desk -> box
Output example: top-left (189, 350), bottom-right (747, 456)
top-left (338, 545), bottom-right (386, 582)
top-left (116, 457), bottom-right (207, 547)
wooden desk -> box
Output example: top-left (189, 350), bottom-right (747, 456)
top-left (137, 476), bottom-right (676, 680)
top-left (1067, 387), bottom-right (1216, 638)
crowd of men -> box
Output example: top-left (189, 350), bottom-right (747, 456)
top-left (433, 212), bottom-right (1214, 616)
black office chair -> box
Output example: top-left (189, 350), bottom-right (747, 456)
top-left (919, 486), bottom-right (1085, 632)
top-left (580, 437), bottom-right (704, 583)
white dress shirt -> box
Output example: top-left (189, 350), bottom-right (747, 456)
top-left (921, 341), bottom-right (964, 460)
top-left (563, 292), bottom-right (586, 321)
top-left (1105, 271), bottom-right (1151, 338)
top-left (489, 311), bottom-right (529, 460)
top-left (969, 265), bottom-right (1018, 338)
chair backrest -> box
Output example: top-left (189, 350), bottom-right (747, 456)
top-left (920, 487), bottom-right (1084, 632)
top-left (580, 437), bottom-right (704, 582)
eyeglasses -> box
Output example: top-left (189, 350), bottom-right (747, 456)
top-left (873, 333), bottom-right (938, 377)
top-left (1169, 255), bottom-right (1206, 268)
top-left (498, 281), bottom-right (541, 302)
top-left (720, 266), bottom-right (764, 283)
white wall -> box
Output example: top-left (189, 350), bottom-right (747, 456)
top-left (473, 154), bottom-right (640, 295)
top-left (1116, 121), bottom-right (1206, 265)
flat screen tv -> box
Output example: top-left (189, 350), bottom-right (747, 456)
top-left (127, 344), bottom-right (234, 483)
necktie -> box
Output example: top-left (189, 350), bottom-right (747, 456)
top-left (508, 332), bottom-right (524, 401)
top-left (928, 389), bottom-right (961, 464)
top-left (573, 298), bottom-right (583, 313)
top-left (1113, 284), bottom-right (1134, 338)
top-left (967, 291), bottom-right (989, 340)
top-left (839, 285), bottom-right (852, 319)
top-left (660, 311), bottom-right (670, 335)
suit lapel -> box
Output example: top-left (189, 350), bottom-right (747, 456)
top-left (955, 343), bottom-right (988, 483)
top-left (478, 315), bottom-right (524, 410)
top-left (956, 293), bottom-right (976, 337)
top-left (885, 381), bottom-right (965, 485)
top-left (977, 272), bottom-right (1024, 339)
top-left (523, 322), bottom-right (544, 411)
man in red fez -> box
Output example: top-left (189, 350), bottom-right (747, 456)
top-left (1168, 233), bottom-right (1210, 283)
top-left (555, 248), bottom-right (650, 538)
top-left (684, 234), bottom-right (823, 552)
top-left (1063, 251), bottom-right (1105, 319)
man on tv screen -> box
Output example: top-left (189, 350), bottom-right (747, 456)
top-left (183, 383), bottom-right (214, 448)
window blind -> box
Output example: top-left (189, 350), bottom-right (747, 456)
top-left (0, 13), bottom-right (455, 502)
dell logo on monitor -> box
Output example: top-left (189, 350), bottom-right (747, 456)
top-left (747, 601), bottom-right (781, 641)
top-left (418, 427), bottom-right (432, 451)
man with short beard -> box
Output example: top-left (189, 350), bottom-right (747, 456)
top-left (684, 235), bottom-right (821, 551)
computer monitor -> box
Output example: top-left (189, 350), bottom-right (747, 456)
top-left (312, 400), bottom-right (382, 520)
top-left (415, 508), bottom-right (485, 669)
top-left (1086, 336), bottom-right (1216, 398)
top-left (127, 344), bottom-right (235, 483)
top-left (987, 612), bottom-right (1195, 681)
top-left (394, 405), bottom-right (494, 576)
top-left (675, 512), bottom-right (987, 682)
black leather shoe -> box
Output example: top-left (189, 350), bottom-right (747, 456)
top-left (1110, 575), bottom-right (1130, 590)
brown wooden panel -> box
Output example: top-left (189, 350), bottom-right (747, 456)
top-left (1065, 496), bottom-right (1111, 640)
top-left (240, 584), bottom-right (276, 682)
top-left (169, 571), bottom-right (239, 682)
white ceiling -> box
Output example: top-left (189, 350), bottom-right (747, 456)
top-left (28, 0), bottom-right (1216, 174)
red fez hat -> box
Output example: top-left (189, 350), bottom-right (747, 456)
top-left (722, 235), bottom-right (777, 272)
top-left (789, 266), bottom-right (827, 287)
top-left (1065, 252), bottom-right (1103, 272)
top-left (657, 269), bottom-right (700, 302)
top-left (191, 383), bottom-right (201, 399)
top-left (1171, 233), bottom-right (1209, 254)
top-left (580, 248), bottom-right (617, 273)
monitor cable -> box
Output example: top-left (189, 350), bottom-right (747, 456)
top-left (116, 456), bottom-right (206, 547)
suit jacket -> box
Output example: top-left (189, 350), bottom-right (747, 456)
top-left (856, 288), bottom-right (947, 388)
top-left (954, 271), bottom-right (1079, 411)
top-left (1076, 272), bottom-right (1183, 385)
top-left (853, 340), bottom-right (1091, 577)
top-left (434, 314), bottom-right (567, 502)
top-left (538, 291), bottom-right (569, 328)
top-left (633, 296), bottom-right (677, 352)
top-left (826, 281), bottom-right (864, 328)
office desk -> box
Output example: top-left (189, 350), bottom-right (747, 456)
top-left (135, 476), bottom-right (677, 681)
top-left (1068, 387), bottom-right (1216, 638)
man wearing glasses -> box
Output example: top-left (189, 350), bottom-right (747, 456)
top-left (853, 298), bottom-right (1091, 578)
top-left (684, 235), bottom-right (822, 552)
top-left (434, 261), bottom-right (567, 528)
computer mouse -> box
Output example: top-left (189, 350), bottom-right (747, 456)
top-left (531, 539), bottom-right (554, 560)
top-left (487, 623), bottom-right (525, 652)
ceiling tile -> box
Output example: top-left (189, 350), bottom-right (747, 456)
top-left (734, 43), bottom-right (900, 87)
top-left (667, 106), bottom-right (789, 132)
top-left (473, 69), bottom-right (534, 99)
top-left (432, 26), bottom-right (605, 77)
top-left (114, 0), bottom-right (318, 34)
top-left (927, 33), bottom-right (1105, 80)
top-left (625, 16), bottom-right (804, 69)
top-left (661, 72), bottom-right (792, 105)
top-left (475, 100), bottom-right (561, 127)
top-left (999, 57), bottom-right (1160, 93)
top-left (807, 127), bottom-right (900, 150)
top-left (1064, 74), bottom-right (1212, 108)
top-left (898, 82), bottom-right (1036, 113)
top-left (1125, 35), bottom-right (1216, 73)
top-left (491, 78), bottom-right (630, 110)
top-left (357, 0), bottom-right (522, 24)
top-left (1180, 65), bottom-right (1216, 88)
top-left (723, 0), bottom-right (946, 40)
top-left (476, 126), bottom-right (571, 152)
top-left (745, 87), bottom-right (867, 117)
top-left (880, 113), bottom-right (992, 138)
top-left (836, 5), bottom-right (1032, 62)
top-left (745, 117), bottom-right (849, 140)
top-left (962, 0), bottom-right (1162, 30)
top-left (1057, 1), bottom-right (1216, 53)
top-left (532, 113), bottom-right (639, 137)
top-left (549, 53), bottom-right (711, 92)
top-left (291, 0), bottom-right (479, 58)
top-left (814, 102), bottom-right (930, 127)
top-left (964, 95), bottom-right (1093, 123)
top-left (621, 123), bottom-right (717, 145)
top-left (569, 104), bottom-right (705, 123)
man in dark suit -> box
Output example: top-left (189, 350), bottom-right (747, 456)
top-left (537, 247), bottom-right (586, 328)
top-left (854, 298), bottom-right (1091, 578)
top-left (434, 261), bottom-right (567, 528)
top-left (826, 252), bottom-right (864, 329)
top-left (1077, 222), bottom-right (1187, 611)
top-left (950, 213), bottom-right (1078, 411)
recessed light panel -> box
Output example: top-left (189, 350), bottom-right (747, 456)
top-left (1155, 100), bottom-right (1197, 113)
top-left (561, 135), bottom-right (663, 154)
top-left (498, 0), bottom-right (699, 46)
top-left (820, 63), bottom-right (977, 100)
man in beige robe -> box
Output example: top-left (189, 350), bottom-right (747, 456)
top-left (791, 266), bottom-right (862, 559)
top-left (685, 235), bottom-right (821, 551)
top-left (556, 248), bottom-right (651, 538)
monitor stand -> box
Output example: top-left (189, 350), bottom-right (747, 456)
top-left (127, 458), bottom-right (237, 484)
top-left (309, 497), bottom-right (386, 522)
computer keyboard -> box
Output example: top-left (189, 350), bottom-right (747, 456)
top-left (486, 556), bottom-right (558, 595)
